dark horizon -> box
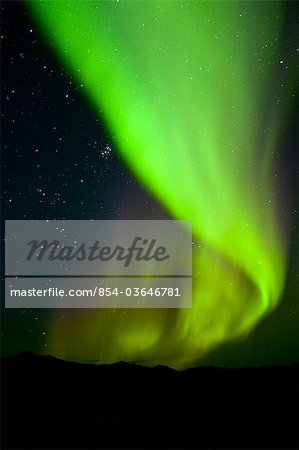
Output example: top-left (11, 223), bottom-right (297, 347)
top-left (2, 351), bottom-right (298, 449)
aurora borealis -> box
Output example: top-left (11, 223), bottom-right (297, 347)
top-left (2, 1), bottom-right (298, 369)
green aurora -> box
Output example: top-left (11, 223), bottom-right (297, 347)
top-left (27, 1), bottom-right (296, 369)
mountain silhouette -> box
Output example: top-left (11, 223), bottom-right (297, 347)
top-left (1, 352), bottom-right (298, 449)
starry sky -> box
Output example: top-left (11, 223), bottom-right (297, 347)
top-left (1, 1), bottom-right (299, 368)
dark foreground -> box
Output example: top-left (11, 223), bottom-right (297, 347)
top-left (1, 352), bottom-right (298, 449)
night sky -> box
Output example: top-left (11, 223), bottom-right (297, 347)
top-left (1, 1), bottom-right (299, 368)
